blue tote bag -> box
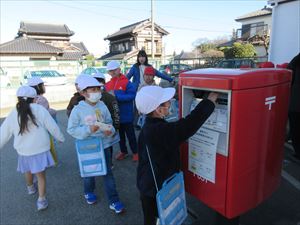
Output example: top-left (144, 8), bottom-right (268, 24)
top-left (146, 146), bottom-right (187, 225)
top-left (75, 137), bottom-right (107, 177)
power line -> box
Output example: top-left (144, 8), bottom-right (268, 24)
top-left (72, 1), bottom-right (235, 26)
top-left (46, 1), bottom-right (234, 34)
top-left (163, 25), bottom-right (231, 33)
top-left (45, 0), bottom-right (137, 23)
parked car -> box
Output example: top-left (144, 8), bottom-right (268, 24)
top-left (159, 63), bottom-right (193, 76)
top-left (0, 67), bottom-right (11, 87)
top-left (216, 59), bottom-right (256, 68)
top-left (80, 67), bottom-right (111, 83)
top-left (22, 70), bottom-right (67, 86)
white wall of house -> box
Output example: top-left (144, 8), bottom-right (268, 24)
top-left (269, 0), bottom-right (300, 64)
top-left (255, 45), bottom-right (267, 57)
top-left (0, 56), bottom-right (30, 61)
top-left (239, 15), bottom-right (272, 31)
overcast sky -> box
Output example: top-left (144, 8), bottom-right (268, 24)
top-left (1, 0), bottom-right (267, 56)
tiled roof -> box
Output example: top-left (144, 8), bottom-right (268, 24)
top-left (99, 49), bottom-right (139, 60)
top-left (174, 51), bottom-right (197, 60)
top-left (56, 52), bottom-right (87, 60)
top-left (70, 42), bottom-right (89, 55)
top-left (235, 7), bottom-right (272, 21)
top-left (105, 19), bottom-right (169, 40)
top-left (217, 40), bottom-right (236, 48)
top-left (0, 37), bottom-right (63, 54)
top-left (18, 21), bottom-right (74, 37)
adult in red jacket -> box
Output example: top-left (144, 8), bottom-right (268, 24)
top-left (105, 60), bottom-right (138, 162)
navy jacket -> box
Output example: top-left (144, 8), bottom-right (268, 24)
top-left (137, 99), bottom-right (215, 197)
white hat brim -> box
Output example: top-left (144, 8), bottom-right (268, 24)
top-left (158, 88), bottom-right (176, 105)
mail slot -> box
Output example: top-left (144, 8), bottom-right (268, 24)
top-left (179, 68), bottom-right (292, 218)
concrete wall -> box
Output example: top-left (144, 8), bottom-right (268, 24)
top-left (0, 84), bottom-right (75, 109)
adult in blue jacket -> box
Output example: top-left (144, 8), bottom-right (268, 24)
top-left (126, 50), bottom-right (173, 91)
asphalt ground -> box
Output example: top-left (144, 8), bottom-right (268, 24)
top-left (1, 109), bottom-right (300, 225)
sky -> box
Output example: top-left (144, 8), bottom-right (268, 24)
top-left (0, 0), bottom-right (267, 57)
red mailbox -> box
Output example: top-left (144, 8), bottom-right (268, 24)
top-left (179, 68), bottom-right (291, 218)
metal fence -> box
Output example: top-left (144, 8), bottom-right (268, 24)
top-left (0, 56), bottom-right (268, 88)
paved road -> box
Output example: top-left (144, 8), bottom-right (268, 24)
top-left (1, 110), bottom-right (300, 225)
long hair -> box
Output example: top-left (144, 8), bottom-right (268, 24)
top-left (16, 97), bottom-right (38, 135)
top-left (136, 50), bottom-right (149, 66)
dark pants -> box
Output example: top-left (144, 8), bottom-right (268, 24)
top-left (83, 148), bottom-right (119, 204)
top-left (140, 194), bottom-right (158, 225)
top-left (119, 123), bottom-right (137, 154)
top-left (289, 112), bottom-right (300, 157)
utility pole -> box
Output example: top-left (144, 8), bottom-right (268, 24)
top-left (151, 0), bottom-right (154, 59)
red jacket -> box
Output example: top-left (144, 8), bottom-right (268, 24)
top-left (105, 74), bottom-right (128, 92)
top-left (105, 74), bottom-right (136, 123)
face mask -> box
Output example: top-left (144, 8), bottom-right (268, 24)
top-left (87, 92), bottom-right (102, 103)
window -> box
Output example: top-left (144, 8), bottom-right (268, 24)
top-left (250, 22), bottom-right (264, 37)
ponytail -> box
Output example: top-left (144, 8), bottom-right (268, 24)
top-left (16, 97), bottom-right (38, 135)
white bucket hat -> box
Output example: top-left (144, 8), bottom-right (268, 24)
top-left (93, 72), bottom-right (106, 80)
top-left (75, 74), bottom-right (89, 84)
top-left (27, 77), bottom-right (44, 86)
top-left (135, 86), bottom-right (175, 114)
top-left (77, 75), bottom-right (102, 91)
top-left (106, 60), bottom-right (120, 71)
top-left (16, 86), bottom-right (37, 99)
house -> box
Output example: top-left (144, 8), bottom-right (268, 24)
top-left (235, 6), bottom-right (272, 57)
top-left (0, 21), bottom-right (89, 61)
top-left (99, 19), bottom-right (169, 63)
top-left (172, 51), bottom-right (206, 66)
top-left (268, 0), bottom-right (300, 64)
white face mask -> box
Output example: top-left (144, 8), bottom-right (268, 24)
top-left (87, 92), bottom-right (102, 103)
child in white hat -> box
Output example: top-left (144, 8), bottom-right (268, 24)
top-left (67, 75), bottom-right (125, 214)
top-left (135, 85), bottom-right (218, 225)
top-left (0, 86), bottom-right (65, 211)
top-left (27, 77), bottom-right (56, 119)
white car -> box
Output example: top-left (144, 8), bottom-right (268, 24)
top-left (23, 70), bottom-right (67, 86)
top-left (81, 67), bottom-right (111, 83)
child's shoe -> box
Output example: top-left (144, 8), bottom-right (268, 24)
top-left (115, 152), bottom-right (128, 160)
top-left (109, 201), bottom-right (125, 214)
top-left (132, 153), bottom-right (139, 162)
top-left (84, 192), bottom-right (97, 204)
top-left (27, 184), bottom-right (37, 195)
top-left (37, 198), bottom-right (48, 211)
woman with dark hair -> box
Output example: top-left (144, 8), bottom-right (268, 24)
top-left (126, 50), bottom-right (173, 91)
top-left (0, 86), bottom-right (65, 211)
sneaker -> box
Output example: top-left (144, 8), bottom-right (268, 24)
top-left (84, 193), bottom-right (97, 204)
top-left (27, 183), bottom-right (37, 195)
top-left (115, 152), bottom-right (128, 160)
top-left (37, 199), bottom-right (48, 211)
top-left (109, 201), bottom-right (125, 214)
top-left (111, 164), bottom-right (114, 170)
top-left (132, 153), bottom-right (139, 162)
